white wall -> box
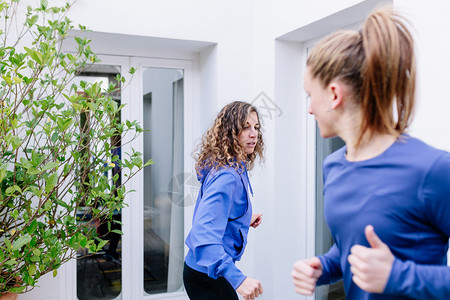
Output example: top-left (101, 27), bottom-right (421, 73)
top-left (395, 0), bottom-right (450, 152)
top-left (68, 0), bottom-right (255, 109)
top-left (18, 1), bottom-right (450, 299)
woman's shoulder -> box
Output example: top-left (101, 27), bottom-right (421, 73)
top-left (199, 167), bottom-right (242, 195)
top-left (210, 166), bottom-right (241, 178)
top-left (323, 145), bottom-right (347, 168)
top-left (396, 135), bottom-right (448, 158)
top-left (203, 166), bottom-right (241, 184)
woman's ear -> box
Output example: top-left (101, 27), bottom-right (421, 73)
top-left (328, 82), bottom-right (344, 110)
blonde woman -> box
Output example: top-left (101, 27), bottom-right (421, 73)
top-left (184, 101), bottom-right (264, 300)
top-left (292, 6), bottom-right (450, 300)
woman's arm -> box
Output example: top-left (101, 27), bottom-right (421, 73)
top-left (349, 153), bottom-right (450, 299)
top-left (187, 170), bottom-right (246, 289)
top-left (292, 243), bottom-right (343, 296)
top-left (386, 153), bottom-right (450, 299)
top-left (317, 243), bottom-right (343, 285)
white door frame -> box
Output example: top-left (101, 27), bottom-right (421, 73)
top-left (62, 54), bottom-right (195, 300)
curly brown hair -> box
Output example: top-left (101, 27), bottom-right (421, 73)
top-left (194, 101), bottom-right (265, 177)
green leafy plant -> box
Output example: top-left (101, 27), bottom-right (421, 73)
top-left (0, 0), bottom-right (151, 295)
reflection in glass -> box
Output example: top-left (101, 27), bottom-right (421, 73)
top-left (315, 127), bottom-right (346, 300)
top-left (142, 67), bottom-right (184, 294)
top-left (76, 65), bottom-right (122, 300)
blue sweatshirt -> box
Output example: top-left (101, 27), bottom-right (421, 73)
top-left (185, 165), bottom-right (253, 289)
top-left (317, 135), bottom-right (450, 299)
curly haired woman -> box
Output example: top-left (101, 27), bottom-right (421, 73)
top-left (184, 101), bottom-right (264, 300)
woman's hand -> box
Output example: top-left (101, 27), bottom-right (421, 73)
top-left (347, 225), bottom-right (394, 293)
top-left (292, 257), bottom-right (323, 295)
top-left (250, 214), bottom-right (262, 228)
top-left (237, 277), bottom-right (263, 300)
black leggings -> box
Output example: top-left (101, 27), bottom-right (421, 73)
top-left (183, 263), bottom-right (239, 300)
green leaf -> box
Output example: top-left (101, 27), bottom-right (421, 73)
top-left (45, 184), bottom-right (55, 193)
top-left (56, 117), bottom-right (73, 131)
top-left (11, 209), bottom-right (19, 220)
top-left (51, 131), bottom-right (59, 142)
top-left (45, 173), bottom-right (58, 192)
top-left (30, 186), bottom-right (43, 198)
top-left (27, 220), bottom-right (38, 234)
top-left (27, 59), bottom-right (35, 69)
top-left (30, 236), bottom-right (38, 248)
top-left (28, 264), bottom-right (37, 275)
top-left (144, 159), bottom-right (154, 167)
top-left (4, 259), bottom-right (18, 266)
top-left (51, 246), bottom-right (58, 258)
top-left (79, 236), bottom-right (87, 248)
top-left (9, 286), bottom-right (25, 294)
top-left (5, 186), bottom-right (16, 196)
top-left (24, 47), bottom-right (42, 65)
top-left (13, 76), bottom-right (23, 84)
top-left (12, 234), bottom-right (31, 251)
top-left (11, 136), bottom-right (21, 149)
top-left (35, 51), bottom-right (44, 65)
top-left (55, 199), bottom-right (69, 209)
top-left (0, 168), bottom-right (6, 182)
top-left (2, 75), bottom-right (12, 85)
top-left (27, 15), bottom-right (39, 27)
top-left (41, 0), bottom-right (48, 10)
top-left (14, 185), bottom-right (23, 194)
top-left (63, 163), bottom-right (70, 176)
top-left (43, 200), bottom-right (52, 211)
top-left (4, 239), bottom-right (12, 252)
top-left (69, 236), bottom-right (77, 248)
top-left (5, 185), bottom-right (19, 196)
top-left (32, 248), bottom-right (41, 257)
top-left (42, 161), bottom-right (59, 171)
top-left (27, 166), bottom-right (40, 175)
top-left (31, 150), bottom-right (40, 167)
top-left (96, 239), bottom-right (108, 251)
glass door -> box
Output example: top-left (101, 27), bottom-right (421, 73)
top-left (315, 129), bottom-right (345, 300)
top-left (61, 55), bottom-right (193, 300)
top-left (142, 67), bottom-right (185, 295)
top-left (74, 65), bottom-right (123, 300)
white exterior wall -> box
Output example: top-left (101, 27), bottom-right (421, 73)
top-left (18, 1), bottom-right (450, 299)
top-left (395, 0), bottom-right (450, 151)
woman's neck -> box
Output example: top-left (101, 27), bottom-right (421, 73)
top-left (335, 105), bottom-right (399, 161)
top-left (343, 131), bottom-right (399, 162)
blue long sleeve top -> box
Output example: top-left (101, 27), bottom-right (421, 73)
top-left (317, 135), bottom-right (450, 299)
top-left (185, 165), bottom-right (253, 289)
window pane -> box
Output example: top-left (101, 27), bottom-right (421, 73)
top-left (315, 127), bottom-right (345, 300)
top-left (143, 67), bottom-right (185, 294)
top-left (76, 65), bottom-right (122, 300)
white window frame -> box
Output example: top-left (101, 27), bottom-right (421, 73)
top-left (61, 54), bottom-right (195, 300)
top-left (127, 56), bottom-right (193, 300)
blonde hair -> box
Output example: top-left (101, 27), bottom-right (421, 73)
top-left (194, 101), bottom-right (264, 176)
top-left (307, 6), bottom-right (416, 145)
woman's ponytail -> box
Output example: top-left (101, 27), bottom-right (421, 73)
top-left (360, 6), bottom-right (416, 137)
